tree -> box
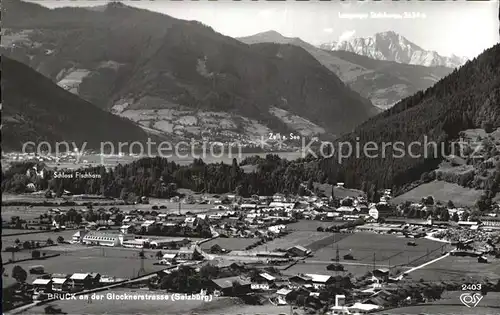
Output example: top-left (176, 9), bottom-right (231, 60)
top-left (45, 190), bottom-right (53, 199)
top-left (14, 238), bottom-right (20, 245)
top-left (22, 241), bottom-right (31, 249)
top-left (12, 265), bottom-right (27, 283)
top-left (452, 212), bottom-right (460, 222)
top-left (46, 238), bottom-right (54, 245)
top-left (440, 209), bottom-right (450, 221)
top-left (423, 196), bottom-right (434, 205)
top-left (57, 236), bottom-right (64, 243)
top-left (462, 212), bottom-right (470, 221)
top-left (307, 178), bottom-right (314, 191)
top-left (482, 121), bottom-right (494, 133)
top-left (447, 200), bottom-right (455, 208)
top-left (156, 251), bottom-right (163, 260)
top-left (32, 250), bottom-right (41, 259)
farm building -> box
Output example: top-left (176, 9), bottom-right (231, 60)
top-left (32, 279), bottom-right (52, 293)
top-left (251, 273), bottom-right (276, 290)
top-left (304, 274), bottom-right (334, 289)
top-left (69, 273), bottom-right (92, 289)
top-left (211, 276), bottom-right (251, 296)
top-left (176, 247), bottom-right (203, 261)
top-left (51, 278), bottom-right (70, 292)
top-left (162, 253), bottom-right (177, 262)
top-left (287, 245), bottom-right (312, 257)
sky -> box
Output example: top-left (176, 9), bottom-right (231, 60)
top-left (30, 0), bottom-right (500, 59)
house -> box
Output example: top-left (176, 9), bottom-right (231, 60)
top-left (82, 231), bottom-right (133, 247)
top-left (251, 273), bottom-right (276, 290)
top-left (32, 279), bottom-right (52, 293)
top-left (372, 268), bottom-right (390, 283)
top-left (269, 202), bottom-right (296, 210)
top-left (336, 206), bottom-right (357, 213)
top-left (141, 220), bottom-right (156, 232)
top-left (272, 193), bottom-right (286, 202)
top-left (162, 253), bottom-right (177, 263)
top-left (71, 230), bottom-right (88, 243)
top-left (240, 204), bottom-right (258, 210)
top-left (120, 225), bottom-right (135, 234)
top-left (276, 288), bottom-right (293, 300)
top-left (348, 303), bottom-right (381, 314)
top-left (289, 274), bottom-right (313, 287)
top-left (287, 245), bottom-right (312, 257)
top-left (184, 217), bottom-right (198, 228)
top-left (122, 238), bottom-right (150, 248)
top-left (176, 247), bottom-right (202, 261)
top-left (51, 278), bottom-right (70, 292)
top-left (304, 274), bottom-right (334, 288)
top-left (70, 273), bottom-right (92, 289)
top-left (211, 276), bottom-right (251, 296)
top-left (89, 273), bottom-right (101, 286)
top-left (364, 290), bottom-right (394, 308)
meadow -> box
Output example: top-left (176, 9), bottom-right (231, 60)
top-left (309, 232), bottom-right (447, 267)
top-left (376, 291), bottom-right (500, 314)
top-left (406, 255), bottom-right (500, 283)
top-left (252, 231), bottom-right (332, 252)
top-left (3, 246), bottom-right (168, 284)
top-left (22, 291), bottom-right (305, 315)
top-left (391, 180), bottom-right (484, 207)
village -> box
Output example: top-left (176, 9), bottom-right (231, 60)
top-left (3, 184), bottom-right (500, 315)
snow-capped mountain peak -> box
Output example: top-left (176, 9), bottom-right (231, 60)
top-left (319, 31), bottom-right (468, 68)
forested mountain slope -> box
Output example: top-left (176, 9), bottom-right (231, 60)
top-left (318, 44), bottom-right (500, 191)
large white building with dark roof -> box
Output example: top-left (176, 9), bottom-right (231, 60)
top-left (82, 231), bottom-right (133, 247)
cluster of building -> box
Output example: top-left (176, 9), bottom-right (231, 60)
top-left (196, 263), bottom-right (413, 314)
top-left (30, 271), bottom-right (125, 299)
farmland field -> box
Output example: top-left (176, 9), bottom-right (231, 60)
top-left (391, 180), bottom-right (484, 207)
top-left (22, 291), bottom-right (304, 315)
top-left (406, 255), bottom-right (500, 283)
top-left (309, 233), bottom-right (448, 267)
top-left (376, 291), bottom-right (500, 314)
top-left (252, 231), bottom-right (332, 252)
top-left (282, 261), bottom-right (411, 278)
top-left (200, 238), bottom-right (259, 251)
top-left (2, 230), bottom-right (78, 247)
top-left (3, 246), bottom-right (168, 284)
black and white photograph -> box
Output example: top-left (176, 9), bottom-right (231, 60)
top-left (1, 0), bottom-right (500, 314)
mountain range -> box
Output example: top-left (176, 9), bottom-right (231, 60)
top-left (238, 31), bottom-right (454, 109)
top-left (320, 31), bottom-right (468, 69)
top-left (317, 43), bottom-right (500, 195)
top-left (1, 0), bottom-right (378, 143)
top-left (1, 56), bottom-right (151, 151)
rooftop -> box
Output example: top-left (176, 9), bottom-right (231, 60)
top-left (70, 273), bottom-right (90, 280)
top-left (212, 276), bottom-right (251, 289)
